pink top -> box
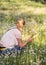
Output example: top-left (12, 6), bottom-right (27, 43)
top-left (1, 26), bottom-right (22, 48)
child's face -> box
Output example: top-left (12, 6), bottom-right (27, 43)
top-left (18, 19), bottom-right (24, 28)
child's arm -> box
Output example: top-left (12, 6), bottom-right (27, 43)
top-left (17, 38), bottom-right (33, 48)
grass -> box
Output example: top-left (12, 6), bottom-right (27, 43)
top-left (0, 14), bottom-right (46, 65)
top-left (0, 0), bottom-right (46, 65)
top-left (0, 0), bottom-right (46, 10)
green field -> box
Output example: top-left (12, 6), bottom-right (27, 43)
top-left (0, 0), bottom-right (46, 65)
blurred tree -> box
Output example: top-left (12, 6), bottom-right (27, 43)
top-left (31, 0), bottom-right (46, 4)
top-left (0, 0), bottom-right (11, 2)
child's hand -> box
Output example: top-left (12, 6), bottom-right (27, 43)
top-left (27, 38), bottom-right (33, 43)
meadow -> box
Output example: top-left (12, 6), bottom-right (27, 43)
top-left (0, 0), bottom-right (46, 65)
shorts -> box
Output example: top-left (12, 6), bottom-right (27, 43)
top-left (0, 46), bottom-right (22, 55)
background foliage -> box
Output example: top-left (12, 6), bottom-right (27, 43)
top-left (0, 0), bottom-right (46, 65)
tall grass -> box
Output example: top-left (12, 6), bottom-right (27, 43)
top-left (0, 0), bottom-right (46, 65)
